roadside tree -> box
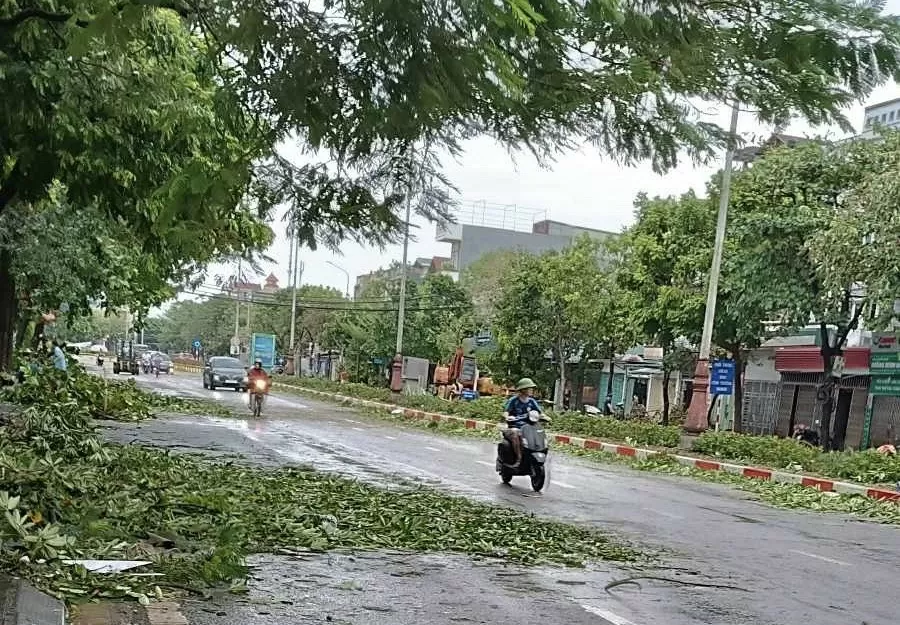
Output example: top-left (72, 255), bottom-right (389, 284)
top-left (4, 0), bottom-right (900, 370)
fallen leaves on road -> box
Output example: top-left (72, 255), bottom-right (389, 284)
top-left (1, 363), bottom-right (232, 420)
top-left (0, 363), bottom-right (638, 605)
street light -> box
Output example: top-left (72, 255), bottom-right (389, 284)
top-left (683, 100), bottom-right (741, 434)
top-left (326, 261), bottom-right (351, 299)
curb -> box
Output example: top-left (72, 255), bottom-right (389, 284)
top-left (0, 575), bottom-right (65, 625)
top-left (72, 601), bottom-right (187, 625)
top-left (271, 381), bottom-right (900, 504)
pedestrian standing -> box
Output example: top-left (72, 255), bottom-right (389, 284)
top-left (52, 340), bottom-right (67, 372)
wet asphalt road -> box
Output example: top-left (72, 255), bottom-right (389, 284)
top-left (97, 365), bottom-right (900, 625)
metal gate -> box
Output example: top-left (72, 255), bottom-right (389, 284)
top-left (742, 379), bottom-right (781, 435)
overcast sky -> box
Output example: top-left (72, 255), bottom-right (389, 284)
top-left (189, 78), bottom-right (900, 302)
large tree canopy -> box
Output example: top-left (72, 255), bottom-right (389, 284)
top-left (4, 0), bottom-right (900, 369)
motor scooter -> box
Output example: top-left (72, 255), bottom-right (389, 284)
top-left (248, 379), bottom-right (268, 417)
top-left (496, 410), bottom-right (550, 492)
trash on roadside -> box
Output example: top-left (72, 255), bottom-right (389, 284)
top-left (63, 559), bottom-right (152, 573)
top-left (391, 408), bottom-right (403, 415)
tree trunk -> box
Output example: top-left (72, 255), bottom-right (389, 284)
top-left (817, 307), bottom-right (861, 451)
top-left (732, 348), bottom-right (744, 433)
top-left (604, 354), bottom-right (615, 415)
top-left (661, 367), bottom-right (671, 425)
top-left (0, 249), bottom-right (16, 372)
top-left (556, 344), bottom-right (566, 412)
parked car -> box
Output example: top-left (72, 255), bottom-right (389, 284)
top-left (151, 352), bottom-right (173, 374)
top-left (203, 357), bottom-right (248, 391)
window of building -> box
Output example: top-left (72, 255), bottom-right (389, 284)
top-left (891, 111), bottom-right (895, 121)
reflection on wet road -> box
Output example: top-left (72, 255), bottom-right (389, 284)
top-left (98, 363), bottom-right (900, 625)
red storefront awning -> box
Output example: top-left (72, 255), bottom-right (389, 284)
top-left (775, 346), bottom-right (871, 373)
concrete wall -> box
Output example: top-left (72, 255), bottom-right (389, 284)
top-left (745, 347), bottom-right (780, 382)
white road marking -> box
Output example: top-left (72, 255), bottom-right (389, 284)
top-left (345, 419), bottom-right (363, 424)
top-left (384, 435), bottom-right (397, 440)
top-left (476, 460), bottom-right (494, 467)
top-left (553, 481), bottom-right (575, 489)
top-left (352, 427), bottom-right (365, 432)
top-left (425, 446), bottom-right (441, 452)
top-left (788, 550), bottom-right (851, 566)
top-left (651, 509), bottom-right (685, 520)
top-left (580, 604), bottom-right (637, 625)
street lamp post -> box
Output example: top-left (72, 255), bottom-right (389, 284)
top-left (683, 101), bottom-right (741, 433)
top-left (326, 261), bottom-right (351, 299)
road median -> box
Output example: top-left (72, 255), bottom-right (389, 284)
top-left (268, 377), bottom-right (900, 505)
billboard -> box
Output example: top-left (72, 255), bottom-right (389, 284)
top-left (250, 333), bottom-right (277, 370)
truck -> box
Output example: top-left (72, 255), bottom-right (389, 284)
top-left (112, 340), bottom-right (140, 375)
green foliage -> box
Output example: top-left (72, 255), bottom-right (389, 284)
top-left (808, 132), bottom-right (900, 326)
top-left (490, 238), bottom-right (631, 405)
top-left (461, 250), bottom-right (527, 327)
top-left (694, 431), bottom-right (900, 484)
top-left (1, 361), bottom-right (232, 420)
top-left (322, 273), bottom-right (475, 365)
top-left (150, 285), bottom-right (347, 356)
top-left (5, 0), bottom-right (900, 374)
top-left (569, 448), bottom-right (900, 525)
top-left (551, 413), bottom-right (681, 448)
top-left (617, 191), bottom-right (711, 350)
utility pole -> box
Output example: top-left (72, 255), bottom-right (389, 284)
top-left (395, 196), bottom-right (412, 355)
top-left (684, 100), bottom-right (740, 433)
top-left (289, 238), bottom-right (301, 351)
top-left (246, 291), bottom-right (252, 334)
top-left (233, 258), bottom-right (241, 356)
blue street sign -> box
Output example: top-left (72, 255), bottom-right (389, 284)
top-left (710, 359), bottom-right (736, 395)
top-left (192, 340), bottom-right (201, 348)
top-left (250, 333), bottom-right (277, 369)
top-left (461, 388), bottom-right (477, 401)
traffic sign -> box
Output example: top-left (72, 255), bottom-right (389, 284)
top-left (710, 359), bottom-right (736, 395)
top-left (193, 340), bottom-right (201, 349)
top-left (250, 333), bottom-right (277, 369)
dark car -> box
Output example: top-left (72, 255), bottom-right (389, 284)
top-left (203, 357), bottom-right (247, 391)
top-left (150, 352), bottom-right (173, 374)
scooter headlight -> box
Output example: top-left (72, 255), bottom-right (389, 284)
top-left (527, 410), bottom-right (541, 423)
top-left (254, 379), bottom-right (266, 390)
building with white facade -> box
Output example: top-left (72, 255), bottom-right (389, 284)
top-left (860, 97), bottom-right (900, 137)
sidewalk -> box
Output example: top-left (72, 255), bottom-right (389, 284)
top-left (259, 375), bottom-right (900, 505)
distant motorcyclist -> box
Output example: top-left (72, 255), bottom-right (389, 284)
top-left (502, 378), bottom-right (542, 467)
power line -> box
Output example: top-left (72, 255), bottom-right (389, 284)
top-left (177, 290), bottom-right (469, 313)
top-left (188, 282), bottom-right (433, 305)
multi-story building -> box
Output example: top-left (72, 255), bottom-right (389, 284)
top-left (860, 97), bottom-right (900, 137)
top-left (435, 202), bottom-right (617, 277)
